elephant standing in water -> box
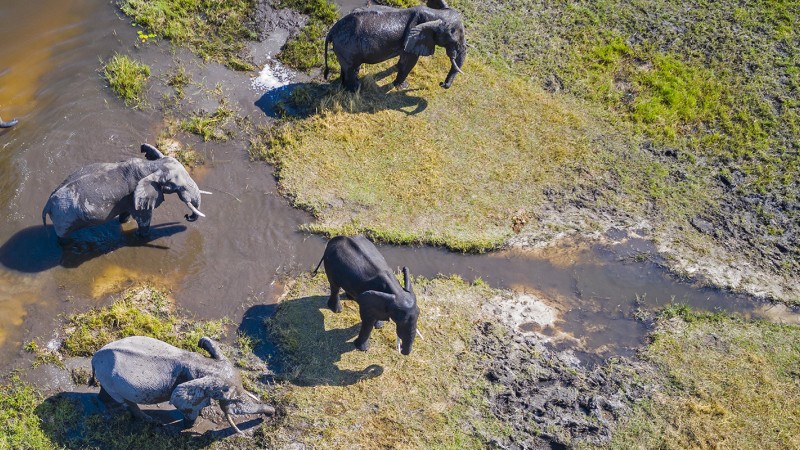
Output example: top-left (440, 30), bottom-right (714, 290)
top-left (42, 144), bottom-right (209, 243)
top-left (91, 336), bottom-right (275, 434)
top-left (324, 0), bottom-right (467, 92)
top-left (314, 235), bottom-right (421, 355)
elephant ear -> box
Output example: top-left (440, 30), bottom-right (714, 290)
top-left (140, 144), bottom-right (164, 161)
top-left (170, 376), bottom-right (229, 420)
top-left (134, 171), bottom-right (164, 210)
top-left (357, 290), bottom-right (395, 316)
top-left (404, 19), bottom-right (442, 57)
top-left (198, 336), bottom-right (227, 361)
top-left (426, 0), bottom-right (449, 9)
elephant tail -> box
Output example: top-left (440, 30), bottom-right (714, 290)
top-left (88, 365), bottom-right (97, 386)
top-left (323, 33), bottom-right (332, 80)
top-left (313, 255), bottom-right (325, 274)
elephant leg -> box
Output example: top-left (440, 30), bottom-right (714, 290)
top-left (132, 211), bottom-right (153, 237)
top-left (354, 314), bottom-right (376, 351)
top-left (342, 63), bottom-right (361, 92)
top-left (374, 320), bottom-right (385, 329)
top-left (393, 53), bottom-right (420, 89)
top-left (118, 212), bottom-right (131, 224)
top-left (124, 400), bottom-right (157, 424)
top-left (328, 283), bottom-right (342, 313)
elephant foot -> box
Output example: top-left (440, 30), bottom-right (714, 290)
top-left (354, 339), bottom-right (370, 352)
top-left (328, 298), bottom-right (342, 313)
top-left (393, 81), bottom-right (409, 90)
top-left (374, 320), bottom-right (385, 329)
top-left (118, 213), bottom-right (131, 224)
top-left (135, 228), bottom-right (151, 238)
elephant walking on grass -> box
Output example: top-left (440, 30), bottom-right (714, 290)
top-left (42, 143), bottom-right (209, 243)
top-left (314, 235), bottom-right (421, 355)
top-left (324, 0), bottom-right (467, 92)
top-left (91, 336), bottom-right (275, 434)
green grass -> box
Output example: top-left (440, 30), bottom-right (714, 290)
top-left (180, 103), bottom-right (235, 141)
top-left (277, 0), bottom-right (338, 71)
top-left (262, 272), bottom-right (505, 448)
top-left (102, 53), bottom-right (150, 108)
top-left (118, 0), bottom-right (257, 70)
top-left (612, 307), bottom-right (800, 449)
top-left (60, 284), bottom-right (226, 357)
top-left (252, 55), bottom-right (660, 252)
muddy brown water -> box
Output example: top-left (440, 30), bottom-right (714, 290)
top-left (0, 0), bottom-right (795, 373)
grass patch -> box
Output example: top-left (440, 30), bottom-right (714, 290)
top-left (612, 307), bottom-right (800, 449)
top-left (102, 53), bottom-right (150, 108)
top-left (254, 55), bottom-right (659, 252)
top-left (262, 272), bottom-right (505, 448)
top-left (60, 284), bottom-right (227, 357)
top-left (277, 0), bottom-right (338, 71)
top-left (118, 0), bottom-right (257, 70)
top-left (180, 103), bottom-right (236, 141)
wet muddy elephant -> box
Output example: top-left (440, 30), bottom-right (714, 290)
top-left (323, 0), bottom-right (467, 92)
top-left (42, 144), bottom-right (209, 242)
top-left (91, 336), bottom-right (275, 433)
top-left (314, 235), bottom-right (421, 355)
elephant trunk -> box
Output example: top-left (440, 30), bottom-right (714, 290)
top-left (440, 46), bottom-right (466, 89)
top-left (178, 183), bottom-right (205, 222)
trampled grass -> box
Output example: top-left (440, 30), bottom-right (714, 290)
top-left (612, 307), bottom-right (800, 449)
top-left (254, 54), bottom-right (662, 252)
top-left (102, 53), bottom-right (150, 108)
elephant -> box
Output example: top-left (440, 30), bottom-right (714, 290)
top-left (314, 235), bottom-right (421, 355)
top-left (91, 336), bottom-right (275, 434)
top-left (42, 143), bottom-right (209, 242)
top-left (0, 115), bottom-right (17, 128)
top-left (323, 0), bottom-right (466, 92)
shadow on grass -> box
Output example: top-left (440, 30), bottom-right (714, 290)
top-left (255, 67), bottom-right (428, 119)
top-left (0, 223), bottom-right (186, 273)
top-left (265, 295), bottom-right (384, 387)
top-left (33, 392), bottom-right (215, 449)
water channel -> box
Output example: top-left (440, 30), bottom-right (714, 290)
top-left (0, 0), bottom-right (793, 372)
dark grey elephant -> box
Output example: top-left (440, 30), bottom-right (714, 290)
top-left (314, 235), bottom-right (421, 355)
top-left (323, 0), bottom-right (466, 92)
top-left (0, 115), bottom-right (18, 128)
top-left (91, 336), bottom-right (275, 434)
top-left (42, 144), bottom-right (209, 242)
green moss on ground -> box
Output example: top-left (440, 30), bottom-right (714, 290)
top-left (612, 306), bottom-right (800, 449)
top-left (102, 53), bottom-right (150, 108)
top-left (118, 0), bottom-right (257, 70)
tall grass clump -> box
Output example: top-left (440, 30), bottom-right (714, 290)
top-left (102, 53), bottom-right (150, 108)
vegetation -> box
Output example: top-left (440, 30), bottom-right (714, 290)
top-left (613, 307), bottom-right (800, 449)
top-left (262, 273), bottom-right (506, 448)
top-left (277, 0), bottom-right (338, 71)
top-left (60, 284), bottom-right (226, 357)
top-left (180, 103), bottom-right (236, 142)
top-left (118, 0), bottom-right (257, 70)
top-left (102, 53), bottom-right (150, 108)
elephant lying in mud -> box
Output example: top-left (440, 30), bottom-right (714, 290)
top-left (91, 336), bottom-right (275, 434)
top-left (42, 144), bottom-right (209, 242)
top-left (0, 116), bottom-right (18, 128)
top-left (324, 0), bottom-right (467, 92)
top-left (314, 235), bottom-right (421, 355)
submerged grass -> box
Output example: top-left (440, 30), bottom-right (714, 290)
top-left (118, 0), bottom-right (257, 70)
top-left (612, 307), bottom-right (800, 449)
top-left (254, 55), bottom-right (659, 252)
top-left (262, 273), bottom-right (505, 448)
top-left (102, 53), bottom-right (150, 108)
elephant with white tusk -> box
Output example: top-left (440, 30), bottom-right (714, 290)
top-left (91, 336), bottom-right (275, 434)
top-left (323, 0), bottom-right (467, 92)
top-left (314, 235), bottom-right (421, 355)
top-left (42, 143), bottom-right (208, 243)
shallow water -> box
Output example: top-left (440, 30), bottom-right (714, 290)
top-left (0, 0), bottom-right (793, 371)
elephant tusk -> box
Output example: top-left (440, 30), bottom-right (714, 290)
top-left (416, 329), bottom-right (424, 340)
top-left (450, 57), bottom-right (465, 75)
top-left (396, 337), bottom-right (401, 354)
top-left (226, 413), bottom-right (244, 435)
top-left (245, 391), bottom-right (260, 401)
top-left (199, 190), bottom-right (212, 195)
top-left (185, 201), bottom-right (206, 218)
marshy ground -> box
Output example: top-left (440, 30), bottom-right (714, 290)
top-left (2, 0), bottom-right (800, 448)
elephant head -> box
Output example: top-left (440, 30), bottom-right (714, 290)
top-left (358, 267), bottom-right (420, 355)
top-left (136, 144), bottom-right (208, 222)
top-left (404, 9), bottom-right (467, 89)
top-left (170, 337), bottom-right (275, 434)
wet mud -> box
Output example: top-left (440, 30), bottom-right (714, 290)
top-left (1, 0), bottom-right (796, 384)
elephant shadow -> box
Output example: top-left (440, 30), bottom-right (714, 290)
top-left (255, 70), bottom-right (428, 120)
top-left (251, 295), bottom-right (384, 387)
top-left (33, 391), bottom-right (253, 448)
top-left (0, 222), bottom-right (186, 273)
